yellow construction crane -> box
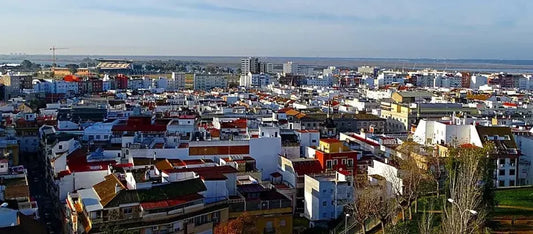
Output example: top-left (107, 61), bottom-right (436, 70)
top-left (49, 46), bottom-right (68, 67)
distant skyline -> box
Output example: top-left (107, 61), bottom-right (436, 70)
top-left (1, 0), bottom-right (532, 59)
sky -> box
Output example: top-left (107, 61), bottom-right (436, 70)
top-left (0, 0), bottom-right (532, 59)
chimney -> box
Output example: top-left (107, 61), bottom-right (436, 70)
top-left (115, 183), bottom-right (122, 194)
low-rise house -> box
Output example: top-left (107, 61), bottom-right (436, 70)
top-left (304, 172), bottom-right (354, 226)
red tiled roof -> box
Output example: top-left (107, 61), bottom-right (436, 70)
top-left (220, 119), bottom-right (247, 129)
top-left (164, 165), bottom-right (237, 174)
top-left (350, 134), bottom-right (379, 147)
top-left (114, 163), bottom-right (134, 168)
top-left (182, 159), bottom-right (205, 165)
top-left (141, 201), bottom-right (167, 210)
top-left (67, 149), bottom-right (116, 172)
top-left (292, 160), bottom-right (323, 175)
top-left (167, 193), bottom-right (203, 206)
top-left (459, 143), bottom-right (478, 149)
top-left (58, 169), bottom-right (71, 178)
top-left (168, 159), bottom-right (186, 167)
top-left (277, 108), bottom-right (292, 113)
top-left (337, 169), bottom-right (350, 176)
top-left (112, 116), bottom-right (167, 132)
top-left (503, 102), bottom-right (518, 107)
top-left (179, 115), bottom-right (196, 119)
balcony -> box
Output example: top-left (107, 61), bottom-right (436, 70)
top-left (229, 199), bottom-right (292, 216)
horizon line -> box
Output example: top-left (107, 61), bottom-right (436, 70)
top-left (1, 54), bottom-right (533, 62)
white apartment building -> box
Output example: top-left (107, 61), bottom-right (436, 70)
top-left (413, 120), bottom-right (519, 188)
top-left (376, 72), bottom-right (405, 87)
top-left (33, 79), bottom-right (78, 94)
top-left (304, 172), bottom-right (354, 224)
top-left (240, 72), bottom-right (272, 88)
top-left (283, 61), bottom-right (299, 75)
top-left (241, 57), bottom-right (259, 75)
top-left (170, 72), bottom-right (186, 90)
top-left (470, 75), bottom-right (488, 90)
top-left (194, 74), bottom-right (228, 91)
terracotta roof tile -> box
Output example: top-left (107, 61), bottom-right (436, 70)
top-left (93, 174), bottom-right (126, 207)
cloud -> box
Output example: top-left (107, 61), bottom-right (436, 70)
top-left (0, 0), bottom-right (532, 59)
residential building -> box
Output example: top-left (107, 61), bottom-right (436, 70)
top-left (66, 176), bottom-right (228, 233)
top-left (193, 74), bottom-right (228, 91)
top-left (283, 62), bottom-right (299, 75)
top-left (241, 57), bottom-right (259, 75)
top-left (304, 172), bottom-right (354, 225)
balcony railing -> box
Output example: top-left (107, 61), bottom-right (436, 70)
top-left (229, 199), bottom-right (292, 212)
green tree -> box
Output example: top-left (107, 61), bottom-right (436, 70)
top-left (20, 60), bottom-right (34, 71)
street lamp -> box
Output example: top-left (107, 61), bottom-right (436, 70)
top-left (345, 213), bottom-right (350, 234)
top-left (447, 198), bottom-right (478, 215)
top-left (447, 197), bottom-right (478, 233)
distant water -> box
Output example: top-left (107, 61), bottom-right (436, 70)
top-left (1, 54), bottom-right (533, 73)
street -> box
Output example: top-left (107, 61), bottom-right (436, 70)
top-left (21, 151), bottom-right (64, 234)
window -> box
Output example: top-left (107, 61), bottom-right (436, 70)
top-left (498, 180), bottom-right (505, 187)
top-left (326, 160), bottom-right (332, 169)
top-left (499, 170), bottom-right (505, 176)
top-left (510, 169), bottom-right (515, 176)
top-left (123, 207), bottom-right (132, 214)
top-left (333, 159), bottom-right (338, 165)
top-left (58, 145), bottom-right (63, 150)
top-left (280, 220), bottom-right (286, 227)
top-left (347, 159), bottom-right (354, 167)
top-left (499, 159), bottom-right (506, 165)
top-left (96, 135), bottom-right (101, 140)
top-left (104, 135), bottom-right (109, 139)
top-left (342, 159), bottom-right (347, 165)
top-left (510, 158), bottom-right (516, 166)
top-left (322, 201), bottom-right (327, 206)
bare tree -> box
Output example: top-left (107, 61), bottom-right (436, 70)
top-left (428, 151), bottom-right (444, 197)
top-left (389, 156), bottom-right (429, 220)
top-left (441, 147), bottom-right (488, 234)
top-left (348, 183), bottom-right (380, 234)
top-left (370, 184), bottom-right (397, 234)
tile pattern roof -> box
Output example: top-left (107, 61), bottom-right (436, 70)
top-left (93, 174), bottom-right (126, 207)
top-left (291, 159), bottom-right (323, 175)
top-left (67, 149), bottom-right (116, 172)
